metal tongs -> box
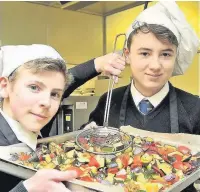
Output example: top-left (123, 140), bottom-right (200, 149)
top-left (103, 33), bottom-right (127, 128)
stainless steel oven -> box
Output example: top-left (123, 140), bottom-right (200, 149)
top-left (50, 96), bottom-right (100, 136)
top-left (57, 104), bottom-right (74, 134)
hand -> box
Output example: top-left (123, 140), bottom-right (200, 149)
top-left (94, 53), bottom-right (125, 77)
top-left (23, 169), bottom-right (78, 192)
top-left (83, 121), bottom-right (97, 130)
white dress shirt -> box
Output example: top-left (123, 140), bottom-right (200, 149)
top-left (130, 81), bottom-right (169, 111)
top-left (0, 109), bottom-right (39, 150)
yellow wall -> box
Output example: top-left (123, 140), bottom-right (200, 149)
top-left (0, 1), bottom-right (103, 90)
top-left (0, 2), bottom-right (199, 95)
top-left (199, 1), bottom-right (200, 96)
top-left (106, 1), bottom-right (199, 95)
top-left (0, 2), bottom-right (103, 63)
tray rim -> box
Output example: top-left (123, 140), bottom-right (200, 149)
top-left (0, 129), bottom-right (200, 192)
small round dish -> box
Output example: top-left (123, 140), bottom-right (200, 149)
top-left (76, 126), bottom-right (132, 155)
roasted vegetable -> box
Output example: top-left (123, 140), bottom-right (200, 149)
top-left (107, 161), bottom-right (118, 168)
top-left (101, 146), bottom-right (115, 153)
top-left (104, 173), bottom-right (115, 184)
top-left (177, 146), bottom-right (191, 155)
top-left (141, 153), bottom-right (153, 164)
top-left (88, 156), bottom-right (105, 168)
top-left (157, 162), bottom-right (173, 175)
top-left (133, 147), bottom-right (143, 155)
top-left (137, 173), bottom-right (148, 183)
top-left (10, 136), bottom-right (199, 192)
top-left (182, 154), bottom-right (192, 162)
top-left (133, 137), bottom-right (143, 145)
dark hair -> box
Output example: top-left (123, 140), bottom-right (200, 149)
top-left (127, 23), bottom-right (178, 50)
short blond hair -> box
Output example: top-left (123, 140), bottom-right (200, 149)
top-left (0, 58), bottom-right (73, 107)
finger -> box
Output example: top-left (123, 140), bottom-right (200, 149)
top-left (54, 171), bottom-right (78, 182)
top-left (84, 126), bottom-right (90, 130)
top-left (112, 76), bottom-right (119, 83)
top-left (117, 56), bottom-right (126, 63)
top-left (104, 67), bottom-right (121, 76)
top-left (114, 78), bottom-right (119, 83)
top-left (90, 121), bottom-right (97, 128)
top-left (111, 61), bottom-right (125, 71)
top-left (112, 53), bottom-right (125, 63)
top-left (44, 170), bottom-right (78, 182)
top-left (84, 121), bottom-right (97, 129)
top-left (109, 58), bottom-right (125, 69)
top-left (84, 123), bottom-right (91, 130)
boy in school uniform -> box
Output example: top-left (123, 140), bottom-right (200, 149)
top-left (85, 2), bottom-right (199, 191)
top-left (0, 44), bottom-right (125, 192)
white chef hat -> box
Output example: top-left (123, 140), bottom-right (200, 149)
top-left (126, 1), bottom-right (200, 76)
top-left (0, 44), bottom-right (65, 77)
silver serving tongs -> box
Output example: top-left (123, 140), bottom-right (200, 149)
top-left (103, 33), bottom-right (127, 128)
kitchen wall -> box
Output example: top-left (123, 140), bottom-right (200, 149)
top-left (0, 1), bottom-right (103, 91)
top-left (0, 1), bottom-right (199, 96)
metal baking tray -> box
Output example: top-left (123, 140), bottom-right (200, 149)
top-left (0, 129), bottom-right (200, 192)
top-left (0, 131), bottom-right (123, 192)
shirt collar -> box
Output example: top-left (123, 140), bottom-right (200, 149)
top-left (131, 81), bottom-right (169, 108)
top-left (0, 109), bottom-right (38, 150)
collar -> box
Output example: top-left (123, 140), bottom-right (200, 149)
top-left (0, 109), bottom-right (38, 150)
top-left (130, 81), bottom-right (169, 109)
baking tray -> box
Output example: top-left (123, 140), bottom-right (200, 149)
top-left (0, 128), bottom-right (200, 192)
top-left (121, 126), bottom-right (200, 192)
top-left (0, 131), bottom-right (123, 192)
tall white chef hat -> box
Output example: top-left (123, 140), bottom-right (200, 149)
top-left (126, 1), bottom-right (200, 76)
top-left (0, 44), bottom-right (65, 78)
